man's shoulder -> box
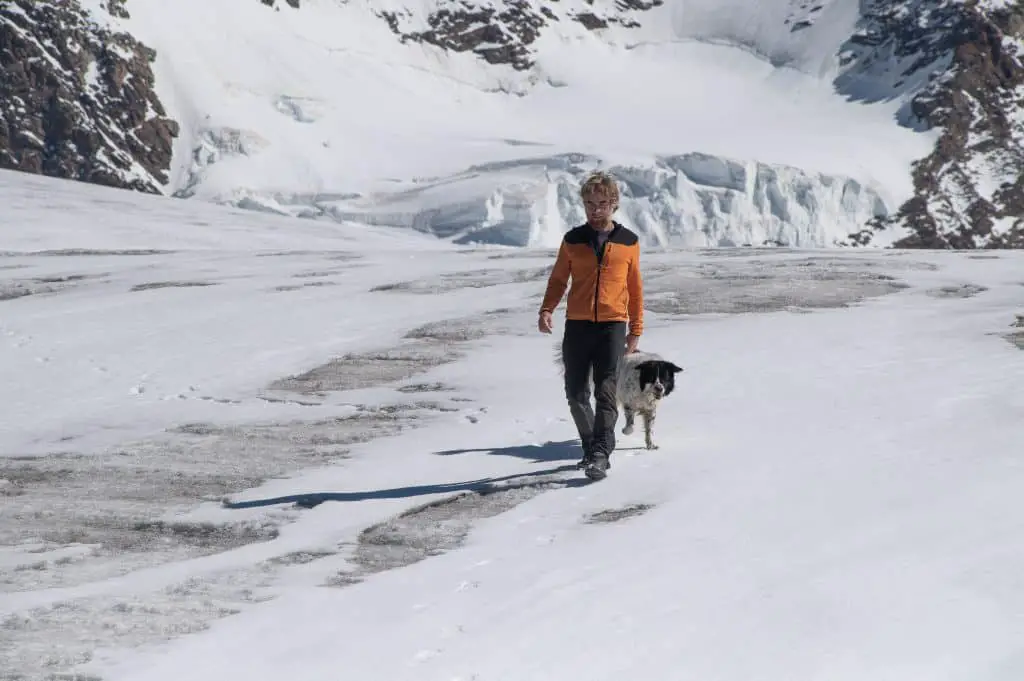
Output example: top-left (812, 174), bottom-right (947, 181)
top-left (611, 223), bottom-right (639, 247)
top-left (562, 222), bottom-right (639, 246)
top-left (563, 224), bottom-right (592, 245)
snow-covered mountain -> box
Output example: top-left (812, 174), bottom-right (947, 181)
top-left (1, 0), bottom-right (1022, 248)
top-left (839, 0), bottom-right (1024, 248)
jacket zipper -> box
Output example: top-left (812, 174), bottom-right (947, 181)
top-left (592, 225), bottom-right (616, 322)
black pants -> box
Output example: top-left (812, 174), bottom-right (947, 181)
top-left (562, 320), bottom-right (627, 458)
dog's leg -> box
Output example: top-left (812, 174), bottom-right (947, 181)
top-left (622, 406), bottom-right (634, 435)
top-left (642, 410), bottom-right (658, 450)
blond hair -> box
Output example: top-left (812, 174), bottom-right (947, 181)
top-left (579, 171), bottom-right (620, 203)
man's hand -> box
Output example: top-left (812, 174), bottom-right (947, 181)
top-left (538, 311), bottom-right (553, 334)
top-left (625, 334), bottom-right (640, 354)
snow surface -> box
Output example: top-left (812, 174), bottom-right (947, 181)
top-left (113, 0), bottom-right (935, 246)
top-left (3, 170), bottom-right (1024, 680)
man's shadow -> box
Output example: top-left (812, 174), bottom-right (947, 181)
top-left (435, 438), bottom-right (583, 463)
top-left (435, 438), bottom-right (647, 463)
top-left (222, 462), bottom-right (589, 510)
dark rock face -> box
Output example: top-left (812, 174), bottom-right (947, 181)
top-left (839, 0), bottom-right (1024, 249)
top-left (377, 1), bottom-right (547, 71)
top-left (0, 0), bottom-right (178, 193)
top-left (376, 0), bottom-right (663, 71)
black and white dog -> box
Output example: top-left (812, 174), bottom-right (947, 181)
top-left (556, 345), bottom-right (684, 451)
top-left (615, 351), bottom-right (684, 450)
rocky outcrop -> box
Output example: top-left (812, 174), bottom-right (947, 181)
top-left (839, 0), bottom-right (1024, 249)
top-left (376, 0), bottom-right (662, 71)
top-left (377, 1), bottom-right (549, 71)
top-left (0, 0), bottom-right (178, 193)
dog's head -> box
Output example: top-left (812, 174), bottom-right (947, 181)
top-left (636, 359), bottom-right (683, 400)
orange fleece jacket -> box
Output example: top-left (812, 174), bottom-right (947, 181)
top-left (539, 223), bottom-right (644, 336)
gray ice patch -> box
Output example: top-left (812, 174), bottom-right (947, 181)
top-left (2, 279), bottom-right (72, 301)
top-left (925, 283), bottom-right (988, 299)
top-left (2, 566), bottom-right (277, 681)
top-left (0, 249), bottom-right (173, 257)
top-left (642, 256), bottom-right (910, 315)
top-left (267, 308), bottom-right (521, 396)
top-left (273, 280), bottom-right (340, 291)
top-left (370, 267), bottom-right (549, 294)
top-left (395, 382), bottom-right (458, 394)
top-left (584, 503), bottom-right (654, 524)
top-left (131, 281), bottom-right (218, 292)
top-left (1007, 315), bottom-right (1024, 350)
top-left (404, 308), bottom-right (519, 343)
top-left (254, 250), bottom-right (362, 261)
top-left (267, 342), bottom-right (457, 395)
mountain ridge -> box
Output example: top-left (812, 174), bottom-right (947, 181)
top-left (839, 0), bottom-right (1024, 248)
top-left (1, 0), bottom-right (1021, 248)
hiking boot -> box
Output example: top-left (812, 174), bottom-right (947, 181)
top-left (584, 453), bottom-right (610, 480)
top-left (576, 450), bottom-right (613, 471)
top-left (576, 438), bottom-right (594, 469)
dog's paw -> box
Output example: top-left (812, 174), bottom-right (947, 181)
top-left (645, 443), bottom-right (659, 450)
top-left (622, 425), bottom-right (634, 435)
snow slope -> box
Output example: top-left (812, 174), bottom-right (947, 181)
top-left (3, 170), bottom-right (1024, 680)
top-left (115, 0), bottom-right (934, 246)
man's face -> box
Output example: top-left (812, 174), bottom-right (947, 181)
top-left (583, 193), bottom-right (617, 224)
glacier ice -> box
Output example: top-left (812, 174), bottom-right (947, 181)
top-left (231, 152), bottom-right (889, 248)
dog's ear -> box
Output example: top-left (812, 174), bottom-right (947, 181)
top-left (669, 363), bottom-right (684, 373)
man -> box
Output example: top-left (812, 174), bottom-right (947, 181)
top-left (538, 171), bottom-right (644, 480)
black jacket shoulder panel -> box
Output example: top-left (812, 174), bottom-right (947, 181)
top-left (563, 223), bottom-right (638, 246)
top-left (563, 225), bottom-right (592, 245)
top-left (609, 224), bottom-right (639, 246)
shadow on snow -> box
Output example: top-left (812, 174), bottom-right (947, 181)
top-left (223, 461), bottom-right (588, 510)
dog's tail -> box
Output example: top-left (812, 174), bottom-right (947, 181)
top-left (553, 339), bottom-right (596, 386)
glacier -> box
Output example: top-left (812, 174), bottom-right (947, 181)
top-left (220, 152), bottom-right (888, 248)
